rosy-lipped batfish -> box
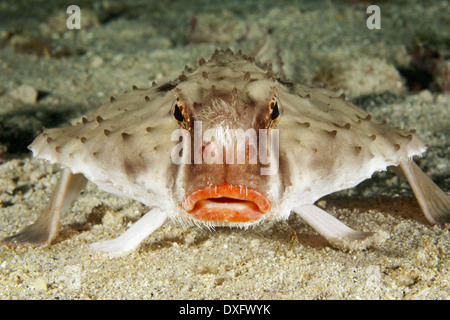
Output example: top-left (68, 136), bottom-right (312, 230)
top-left (3, 49), bottom-right (449, 255)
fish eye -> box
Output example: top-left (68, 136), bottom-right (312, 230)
top-left (173, 99), bottom-right (187, 128)
top-left (268, 98), bottom-right (280, 128)
top-left (271, 102), bottom-right (280, 120)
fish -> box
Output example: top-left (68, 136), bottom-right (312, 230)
top-left (3, 49), bottom-right (449, 254)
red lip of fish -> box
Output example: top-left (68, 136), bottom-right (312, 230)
top-left (183, 183), bottom-right (271, 222)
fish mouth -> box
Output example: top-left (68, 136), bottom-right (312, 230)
top-left (183, 183), bottom-right (271, 222)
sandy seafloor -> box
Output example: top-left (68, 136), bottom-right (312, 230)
top-left (0, 0), bottom-right (449, 300)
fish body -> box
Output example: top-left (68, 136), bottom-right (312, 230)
top-left (3, 49), bottom-right (449, 254)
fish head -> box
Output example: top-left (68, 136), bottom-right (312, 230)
top-left (171, 51), bottom-right (285, 226)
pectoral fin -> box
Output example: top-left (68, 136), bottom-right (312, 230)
top-left (90, 207), bottom-right (167, 255)
top-left (2, 168), bottom-right (87, 246)
top-left (399, 160), bottom-right (450, 224)
top-left (294, 204), bottom-right (374, 250)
